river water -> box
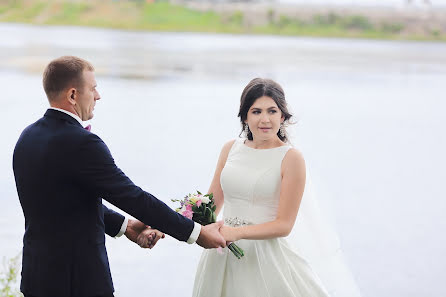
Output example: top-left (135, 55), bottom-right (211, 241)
top-left (0, 23), bottom-right (445, 297)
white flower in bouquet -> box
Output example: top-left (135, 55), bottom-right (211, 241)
top-left (189, 195), bottom-right (200, 204)
top-left (201, 196), bottom-right (211, 204)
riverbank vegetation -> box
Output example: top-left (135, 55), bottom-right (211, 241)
top-left (0, 254), bottom-right (22, 297)
top-left (0, 0), bottom-right (444, 41)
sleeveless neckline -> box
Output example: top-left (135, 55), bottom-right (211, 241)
top-left (241, 139), bottom-right (290, 151)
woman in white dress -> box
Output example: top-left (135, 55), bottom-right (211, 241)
top-left (192, 78), bottom-right (349, 297)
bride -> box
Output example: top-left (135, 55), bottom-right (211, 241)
top-left (192, 78), bottom-right (361, 297)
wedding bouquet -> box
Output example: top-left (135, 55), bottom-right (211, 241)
top-left (172, 191), bottom-right (244, 259)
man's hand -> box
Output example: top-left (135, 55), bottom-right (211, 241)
top-left (196, 221), bottom-right (226, 249)
top-left (137, 228), bottom-right (165, 249)
top-left (124, 219), bottom-right (164, 248)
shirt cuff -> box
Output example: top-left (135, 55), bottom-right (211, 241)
top-left (186, 222), bottom-right (202, 244)
top-left (115, 217), bottom-right (129, 238)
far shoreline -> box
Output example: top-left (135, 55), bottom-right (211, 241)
top-left (1, 0), bottom-right (446, 42)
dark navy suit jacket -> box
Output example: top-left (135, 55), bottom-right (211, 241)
top-left (13, 109), bottom-right (194, 297)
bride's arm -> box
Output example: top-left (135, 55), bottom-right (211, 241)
top-left (207, 140), bottom-right (235, 216)
top-left (221, 148), bottom-right (306, 241)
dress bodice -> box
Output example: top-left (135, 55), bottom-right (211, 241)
top-left (220, 138), bottom-right (291, 225)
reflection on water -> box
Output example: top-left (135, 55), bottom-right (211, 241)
top-left (1, 23), bottom-right (446, 80)
top-left (1, 23), bottom-right (445, 297)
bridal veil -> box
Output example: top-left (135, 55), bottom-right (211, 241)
top-left (287, 169), bottom-right (362, 297)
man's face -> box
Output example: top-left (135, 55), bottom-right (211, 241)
top-left (74, 71), bottom-right (100, 121)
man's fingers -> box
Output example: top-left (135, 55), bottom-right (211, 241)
top-left (196, 223), bottom-right (227, 249)
top-left (157, 231), bottom-right (165, 239)
top-left (134, 227), bottom-right (167, 249)
top-left (152, 234), bottom-right (161, 246)
top-left (137, 238), bottom-right (146, 247)
top-left (213, 223), bottom-right (226, 248)
top-left (137, 236), bottom-right (147, 247)
top-left (137, 231), bottom-right (155, 248)
top-left (148, 231), bottom-right (165, 249)
top-left (218, 236), bottom-right (226, 248)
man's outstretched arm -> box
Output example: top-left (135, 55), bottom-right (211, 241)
top-left (79, 133), bottom-right (225, 248)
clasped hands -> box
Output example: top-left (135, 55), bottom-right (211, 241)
top-left (126, 219), bottom-right (237, 250)
top-left (124, 219), bottom-right (165, 249)
top-left (196, 221), bottom-right (239, 249)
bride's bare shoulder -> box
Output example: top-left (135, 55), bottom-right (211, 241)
top-left (283, 148), bottom-right (306, 173)
top-left (220, 139), bottom-right (237, 156)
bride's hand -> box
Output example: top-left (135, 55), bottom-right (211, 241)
top-left (220, 225), bottom-right (239, 243)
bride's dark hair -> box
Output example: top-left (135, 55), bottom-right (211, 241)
top-left (238, 78), bottom-right (293, 142)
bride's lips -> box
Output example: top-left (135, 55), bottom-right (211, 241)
top-left (259, 127), bottom-right (271, 132)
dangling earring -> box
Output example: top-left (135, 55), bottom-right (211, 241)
top-left (244, 124), bottom-right (249, 137)
top-left (279, 123), bottom-right (286, 138)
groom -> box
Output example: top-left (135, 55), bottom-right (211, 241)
top-left (12, 56), bottom-right (226, 297)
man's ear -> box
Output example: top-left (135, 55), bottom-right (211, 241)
top-left (67, 88), bottom-right (76, 105)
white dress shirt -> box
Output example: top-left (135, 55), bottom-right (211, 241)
top-left (48, 107), bottom-right (201, 243)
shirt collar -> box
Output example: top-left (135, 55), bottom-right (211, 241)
top-left (48, 107), bottom-right (87, 128)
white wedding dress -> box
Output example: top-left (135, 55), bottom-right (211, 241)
top-left (192, 138), bottom-right (359, 297)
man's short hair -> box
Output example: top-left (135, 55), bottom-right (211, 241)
top-left (43, 56), bottom-right (94, 102)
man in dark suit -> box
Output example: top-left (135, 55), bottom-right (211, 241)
top-left (13, 56), bottom-right (225, 297)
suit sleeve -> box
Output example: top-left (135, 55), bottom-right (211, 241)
top-left (77, 133), bottom-right (194, 242)
top-left (103, 204), bottom-right (125, 237)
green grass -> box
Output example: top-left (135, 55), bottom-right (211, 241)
top-left (21, 2), bottom-right (46, 21)
top-left (139, 2), bottom-right (223, 31)
top-left (45, 2), bottom-right (91, 25)
top-left (0, 0), bottom-right (444, 42)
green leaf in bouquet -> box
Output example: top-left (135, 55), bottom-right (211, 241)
top-left (192, 205), bottom-right (200, 212)
top-left (211, 205), bottom-right (216, 212)
top-left (211, 212), bottom-right (217, 223)
top-left (197, 190), bottom-right (202, 195)
top-left (192, 214), bottom-right (203, 225)
top-left (204, 207), bottom-right (212, 223)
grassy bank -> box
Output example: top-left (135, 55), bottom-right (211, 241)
top-left (0, 0), bottom-right (445, 41)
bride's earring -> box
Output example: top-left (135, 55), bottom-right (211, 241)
top-left (280, 124), bottom-right (286, 138)
top-left (244, 124), bottom-right (249, 137)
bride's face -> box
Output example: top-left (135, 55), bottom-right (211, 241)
top-left (245, 96), bottom-right (284, 141)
